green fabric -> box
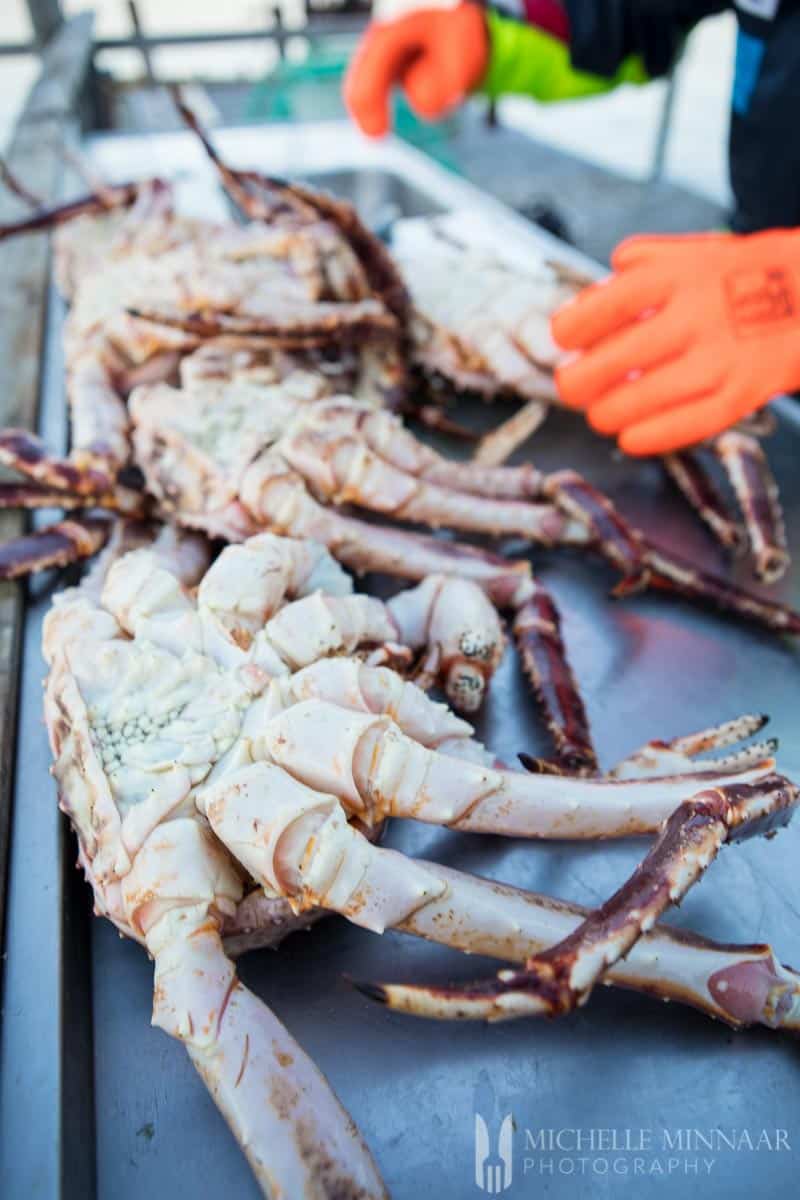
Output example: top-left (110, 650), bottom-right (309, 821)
top-left (479, 9), bottom-right (650, 102)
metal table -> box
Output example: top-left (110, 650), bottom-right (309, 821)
top-left (2, 123), bottom-right (799, 1200)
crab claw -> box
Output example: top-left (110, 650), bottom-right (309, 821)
top-left (608, 713), bottom-right (777, 780)
top-left (355, 775), bottom-right (799, 1022)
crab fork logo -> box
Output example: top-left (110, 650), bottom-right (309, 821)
top-left (475, 1112), bottom-right (513, 1193)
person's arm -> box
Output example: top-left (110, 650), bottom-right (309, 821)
top-left (480, 7), bottom-right (649, 102)
top-left (562, 0), bottom-right (729, 78)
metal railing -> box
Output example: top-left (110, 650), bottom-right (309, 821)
top-left (0, 0), bottom-right (368, 56)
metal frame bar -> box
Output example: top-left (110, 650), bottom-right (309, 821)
top-left (93, 17), bottom-right (365, 53)
top-left (0, 10), bottom-right (365, 58)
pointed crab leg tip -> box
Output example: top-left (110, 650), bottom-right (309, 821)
top-left (349, 977), bottom-right (389, 1006)
top-left (610, 570), bottom-right (651, 599)
top-left (517, 753), bottom-right (575, 776)
top-left (518, 749), bottom-right (597, 776)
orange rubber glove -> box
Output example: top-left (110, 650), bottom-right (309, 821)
top-left (344, 0), bottom-right (489, 138)
top-left (552, 229), bottom-right (800, 456)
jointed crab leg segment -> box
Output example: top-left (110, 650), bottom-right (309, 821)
top-left (262, 659), bottom-right (494, 764)
top-left (542, 470), bottom-right (648, 588)
top-left (472, 399), bottom-right (549, 466)
top-left (170, 87), bottom-right (410, 325)
top-left (0, 482), bottom-right (96, 510)
top-left (240, 461), bottom-right (594, 737)
top-left (100, 532), bottom-right (505, 706)
top-left (281, 398), bottom-right (650, 572)
top-left (281, 422), bottom-right (585, 545)
top-left (256, 699), bottom-right (776, 838)
top-left (0, 517), bottom-right (110, 579)
top-left (662, 451), bottom-right (745, 553)
top-left (201, 765), bottom-right (800, 1032)
top-left (0, 180), bottom-right (149, 242)
top-left (0, 428), bottom-right (119, 495)
top-left (513, 590), bottom-right (597, 773)
top-left (389, 862), bottom-right (800, 1032)
top-left (714, 430), bottom-right (789, 584)
top-left (644, 544), bottom-right (800, 634)
top-left (363, 774), bottom-right (798, 1021)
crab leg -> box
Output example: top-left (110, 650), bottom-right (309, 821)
top-left (219, 866), bottom-right (800, 1035)
top-left (287, 398), bottom-right (546, 500)
top-left (0, 482), bottom-right (94, 510)
top-left (473, 399), bottom-right (549, 466)
top-left (406, 403), bottom-right (478, 441)
top-left (262, 659), bottom-right (494, 764)
top-left (363, 773), bottom-right (798, 1020)
top-left (542, 469), bottom-right (648, 586)
top-left (642, 543), bottom-right (800, 634)
top-left (0, 180), bottom-right (146, 242)
top-left (662, 451), bottom-right (745, 552)
top-left (0, 517), bottom-right (110, 579)
top-left (241, 455), bottom-right (531, 601)
top-left (280, 424), bottom-right (587, 546)
top-left (67, 346), bottom-right (136, 471)
top-left (295, 402), bottom-right (800, 631)
top-left (0, 429), bottom-right (116, 495)
top-left (0, 424), bottom-right (144, 515)
top-left (714, 430), bottom-right (789, 584)
top-left (281, 399), bottom-right (647, 576)
top-left (608, 712), bottom-right (776, 779)
top-left (255, 698), bottom-right (777, 839)
top-left (389, 861), bottom-right (800, 1032)
top-left (126, 301), bottom-right (399, 343)
top-left (203, 765), bottom-right (800, 1032)
top-left (386, 575), bottom-right (505, 713)
top-left (243, 457), bottom-right (595, 734)
top-left (513, 590), bottom-right (597, 773)
top-left (127, 827), bottom-right (386, 1200)
top-left (170, 87), bottom-right (410, 324)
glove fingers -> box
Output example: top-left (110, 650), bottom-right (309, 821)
top-left (551, 268), bottom-right (671, 351)
top-left (344, 24), bottom-right (422, 136)
top-left (403, 54), bottom-right (457, 118)
top-left (555, 310), bottom-right (690, 410)
top-left (619, 385), bottom-right (749, 457)
top-left (611, 232), bottom-right (733, 273)
top-left (586, 350), bottom-right (726, 436)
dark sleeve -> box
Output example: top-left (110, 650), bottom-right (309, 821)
top-left (562, 0), bottom-right (731, 78)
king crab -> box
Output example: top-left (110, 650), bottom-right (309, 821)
top-left (1, 131), bottom-right (799, 777)
top-left (43, 519), bottom-right (800, 1196)
top-left (394, 217), bottom-right (790, 585)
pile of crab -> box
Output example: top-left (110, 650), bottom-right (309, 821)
top-left (2, 97), bottom-right (800, 1199)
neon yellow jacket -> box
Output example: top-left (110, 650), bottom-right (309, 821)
top-left (479, 8), bottom-right (649, 102)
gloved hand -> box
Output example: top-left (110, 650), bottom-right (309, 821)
top-left (552, 229), bottom-right (800, 456)
top-left (344, 0), bottom-right (489, 137)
